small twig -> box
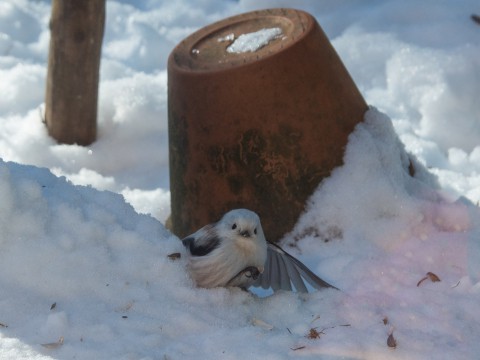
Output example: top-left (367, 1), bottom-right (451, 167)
top-left (41, 336), bottom-right (64, 349)
top-left (291, 346), bottom-right (306, 351)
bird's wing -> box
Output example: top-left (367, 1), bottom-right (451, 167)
top-left (182, 224), bottom-right (220, 256)
top-left (253, 242), bottom-right (338, 293)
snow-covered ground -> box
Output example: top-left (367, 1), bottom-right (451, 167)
top-left (0, 0), bottom-right (479, 358)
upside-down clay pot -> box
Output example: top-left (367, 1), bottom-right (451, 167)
top-left (168, 8), bottom-right (368, 241)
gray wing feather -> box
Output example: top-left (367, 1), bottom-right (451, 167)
top-left (253, 242), bottom-right (338, 293)
top-left (259, 250), bottom-right (273, 289)
top-left (268, 248), bottom-right (279, 289)
top-left (281, 254), bottom-right (308, 293)
top-left (285, 252), bottom-right (338, 290)
top-left (276, 253), bottom-right (292, 291)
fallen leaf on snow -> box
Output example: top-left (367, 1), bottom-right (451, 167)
top-left (306, 328), bottom-right (324, 339)
top-left (417, 272), bottom-right (441, 287)
top-left (427, 272), bottom-right (441, 282)
top-left (387, 333), bottom-right (397, 348)
top-left (306, 323), bottom-right (351, 339)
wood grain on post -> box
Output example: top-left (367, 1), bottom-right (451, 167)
top-left (45, 0), bottom-right (105, 146)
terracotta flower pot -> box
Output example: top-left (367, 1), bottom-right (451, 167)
top-left (168, 8), bottom-right (367, 241)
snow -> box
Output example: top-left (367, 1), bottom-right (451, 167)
top-left (1, 0), bottom-right (480, 358)
top-left (217, 32), bottom-right (235, 42)
top-left (226, 27), bottom-right (283, 53)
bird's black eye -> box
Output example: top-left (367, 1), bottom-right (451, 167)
top-left (231, 223), bottom-right (237, 230)
top-left (254, 228), bottom-right (257, 235)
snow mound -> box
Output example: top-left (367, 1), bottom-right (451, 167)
top-left (2, 108), bottom-right (480, 358)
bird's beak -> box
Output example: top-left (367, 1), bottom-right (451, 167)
top-left (240, 230), bottom-right (251, 237)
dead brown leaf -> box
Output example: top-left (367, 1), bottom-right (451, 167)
top-left (306, 323), bottom-right (351, 340)
top-left (387, 333), bottom-right (397, 348)
top-left (427, 272), bottom-right (441, 282)
top-left (417, 272), bottom-right (441, 287)
top-left (306, 328), bottom-right (324, 339)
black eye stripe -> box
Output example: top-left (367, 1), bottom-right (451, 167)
top-left (232, 223), bottom-right (237, 230)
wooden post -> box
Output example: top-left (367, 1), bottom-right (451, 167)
top-left (45, 0), bottom-right (105, 146)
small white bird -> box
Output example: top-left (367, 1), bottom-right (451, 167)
top-left (182, 209), bottom-right (337, 292)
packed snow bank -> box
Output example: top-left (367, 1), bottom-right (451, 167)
top-left (0, 159), bottom-right (339, 359)
top-left (1, 108), bottom-right (480, 359)
top-left (0, 159), bottom-right (183, 358)
top-left (287, 108), bottom-right (480, 359)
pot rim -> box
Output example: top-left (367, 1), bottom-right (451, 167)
top-left (168, 8), bottom-right (315, 75)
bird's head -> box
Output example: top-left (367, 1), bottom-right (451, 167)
top-left (219, 209), bottom-right (266, 244)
